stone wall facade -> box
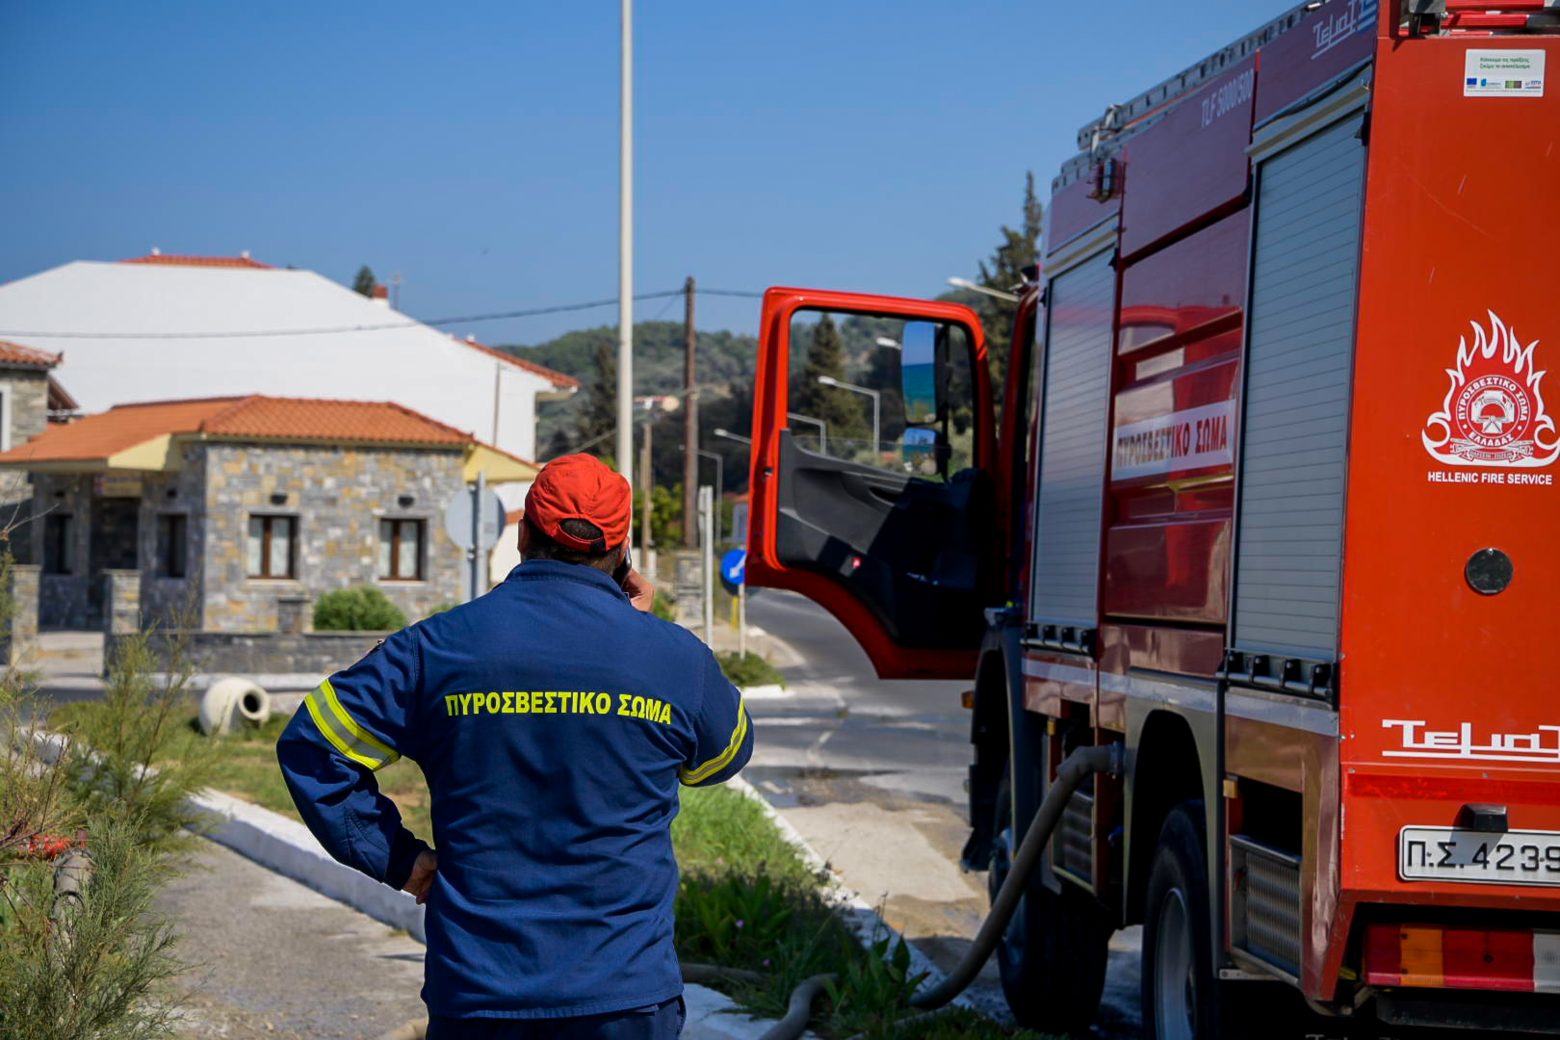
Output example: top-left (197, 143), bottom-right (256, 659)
top-left (200, 443), bottom-right (465, 631)
top-left (104, 569), bottom-right (140, 635)
top-left (137, 449), bottom-right (207, 628)
top-left (0, 369), bottom-right (56, 566)
top-left (34, 473), bottom-right (95, 629)
top-left (105, 628), bottom-right (388, 677)
top-left (0, 563), bottom-right (39, 665)
top-left (30, 440), bottom-right (465, 634)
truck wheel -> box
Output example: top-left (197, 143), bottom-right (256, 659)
top-left (1141, 801), bottom-right (1219, 1040)
top-left (989, 773), bottom-right (1110, 1034)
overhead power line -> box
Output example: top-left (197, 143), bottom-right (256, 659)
top-left (0, 285), bottom-right (762, 341)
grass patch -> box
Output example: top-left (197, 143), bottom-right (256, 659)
top-left (47, 704), bottom-right (435, 842)
top-left (671, 786), bottom-right (1054, 1039)
top-left (716, 651), bottom-right (786, 689)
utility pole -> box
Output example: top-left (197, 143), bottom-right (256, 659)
top-left (682, 276), bottom-right (698, 548)
top-left (616, 0), bottom-right (634, 484)
top-left (639, 418), bottom-right (654, 559)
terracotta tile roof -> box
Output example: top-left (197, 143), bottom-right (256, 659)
top-left (0, 340), bottom-right (61, 369)
top-left (0, 397), bottom-right (241, 463)
top-left (199, 396), bottom-right (473, 446)
top-left (0, 395), bottom-right (496, 466)
top-left (121, 253), bottom-right (274, 269)
top-left (456, 335), bottom-right (580, 390)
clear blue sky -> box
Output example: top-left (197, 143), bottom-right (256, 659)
top-left (1, 1), bottom-right (1272, 345)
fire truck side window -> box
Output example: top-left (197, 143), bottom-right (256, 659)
top-left (786, 309), bottom-right (975, 481)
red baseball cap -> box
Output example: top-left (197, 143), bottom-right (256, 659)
top-left (524, 454), bottom-right (632, 552)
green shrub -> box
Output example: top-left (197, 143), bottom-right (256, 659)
top-left (651, 590), bottom-right (677, 622)
top-left (717, 651), bottom-right (785, 689)
top-left (313, 586), bottom-right (408, 632)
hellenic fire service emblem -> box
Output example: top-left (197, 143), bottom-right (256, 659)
top-left (1422, 311), bottom-right (1560, 468)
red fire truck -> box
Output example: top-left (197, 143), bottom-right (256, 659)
top-left (743, 1), bottom-right (1560, 1035)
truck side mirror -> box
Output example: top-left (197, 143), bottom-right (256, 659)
top-left (900, 320), bottom-right (940, 425)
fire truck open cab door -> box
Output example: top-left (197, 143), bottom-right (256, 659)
top-left (746, 288), bottom-right (997, 680)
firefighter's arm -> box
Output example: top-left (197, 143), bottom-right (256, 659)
top-left (679, 650), bottom-right (754, 787)
top-left (276, 628), bottom-right (431, 890)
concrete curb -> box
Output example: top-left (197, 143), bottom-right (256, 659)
top-left (737, 683), bottom-right (788, 701)
top-left (727, 775), bottom-right (976, 1011)
top-left (188, 789), bottom-right (429, 942)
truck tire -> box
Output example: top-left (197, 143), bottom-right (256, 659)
top-left (1142, 802), bottom-right (1213, 1040)
top-left (1142, 801), bottom-right (1310, 1040)
top-left (989, 773), bottom-right (1110, 1034)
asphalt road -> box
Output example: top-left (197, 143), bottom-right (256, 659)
top-left (743, 586), bottom-right (973, 803)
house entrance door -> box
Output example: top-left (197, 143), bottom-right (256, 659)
top-left (86, 498), bottom-right (139, 625)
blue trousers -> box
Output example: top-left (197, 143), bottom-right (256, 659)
top-left (426, 997), bottom-right (685, 1040)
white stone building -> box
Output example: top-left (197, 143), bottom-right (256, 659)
top-left (0, 253), bottom-right (577, 508)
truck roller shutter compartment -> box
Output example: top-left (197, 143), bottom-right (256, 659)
top-left (1030, 245), bottom-right (1116, 635)
top-left (1232, 114), bottom-right (1366, 665)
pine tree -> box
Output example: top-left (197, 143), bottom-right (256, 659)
top-left (352, 265), bottom-right (378, 298)
top-left (790, 314), bottom-right (868, 451)
top-left (544, 425), bottom-right (574, 461)
top-left (973, 172), bottom-right (1044, 397)
top-left (575, 337), bottom-right (619, 454)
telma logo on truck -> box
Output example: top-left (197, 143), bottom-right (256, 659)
top-left (1383, 718), bottom-right (1560, 764)
top-left (1422, 310), bottom-right (1560, 467)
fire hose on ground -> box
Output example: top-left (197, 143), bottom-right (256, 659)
top-left (374, 743), bottom-right (1124, 1040)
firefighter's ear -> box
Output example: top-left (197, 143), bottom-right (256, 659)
top-left (517, 520), bottom-right (532, 556)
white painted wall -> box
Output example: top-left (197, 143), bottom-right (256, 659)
top-left (0, 262), bottom-right (558, 462)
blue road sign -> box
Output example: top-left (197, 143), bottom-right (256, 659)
top-left (721, 548), bottom-right (747, 587)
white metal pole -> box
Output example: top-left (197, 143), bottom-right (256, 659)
top-left (738, 581), bottom-right (746, 658)
top-left (700, 485), bottom-right (714, 645)
top-left (469, 471), bottom-right (485, 602)
top-left (787, 412), bottom-right (827, 455)
top-left (696, 449), bottom-right (723, 541)
top-left (616, 0), bottom-right (634, 482)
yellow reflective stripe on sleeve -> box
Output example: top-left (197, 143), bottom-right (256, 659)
top-left (318, 679), bottom-right (399, 763)
top-left (303, 682), bottom-right (399, 771)
top-left (680, 696), bottom-right (748, 785)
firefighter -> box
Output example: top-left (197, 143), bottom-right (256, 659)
top-left (277, 453), bottom-right (754, 1038)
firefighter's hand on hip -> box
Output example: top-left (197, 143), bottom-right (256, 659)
top-left (403, 849), bottom-right (438, 905)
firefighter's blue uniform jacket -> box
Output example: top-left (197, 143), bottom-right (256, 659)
top-left (276, 560), bottom-right (754, 1020)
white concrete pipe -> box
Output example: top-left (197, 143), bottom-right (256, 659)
top-left (199, 678), bottom-right (272, 736)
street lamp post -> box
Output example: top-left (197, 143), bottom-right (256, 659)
top-left (875, 336), bottom-right (902, 350)
top-left (817, 375), bottom-right (880, 455)
top-left (787, 412), bottom-right (827, 455)
top-left (946, 276), bottom-right (1020, 303)
top-left (616, 0), bottom-right (635, 482)
top-left (713, 427), bottom-right (751, 445)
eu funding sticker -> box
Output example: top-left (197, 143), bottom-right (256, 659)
top-left (1111, 400), bottom-right (1234, 481)
top-left (1464, 49), bottom-right (1545, 98)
